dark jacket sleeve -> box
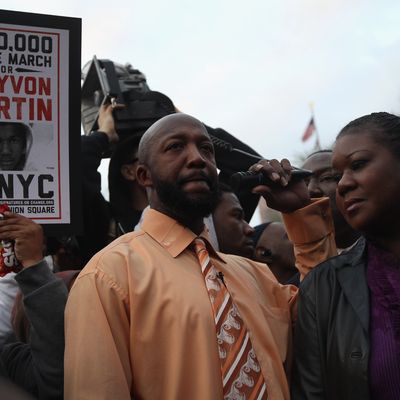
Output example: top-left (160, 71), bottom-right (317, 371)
top-left (78, 132), bottom-right (112, 264)
top-left (81, 132), bottom-right (109, 193)
top-left (291, 274), bottom-right (325, 399)
top-left (1, 261), bottom-right (68, 400)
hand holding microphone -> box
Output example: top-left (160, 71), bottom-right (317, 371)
top-left (230, 159), bottom-right (313, 213)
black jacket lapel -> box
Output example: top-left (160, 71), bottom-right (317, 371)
top-left (336, 239), bottom-right (370, 333)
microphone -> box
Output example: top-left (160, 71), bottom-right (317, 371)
top-left (210, 135), bottom-right (262, 162)
top-left (230, 168), bottom-right (313, 192)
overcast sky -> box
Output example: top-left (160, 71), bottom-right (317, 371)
top-left (6, 0), bottom-right (400, 221)
top-left (8, 0), bottom-right (400, 161)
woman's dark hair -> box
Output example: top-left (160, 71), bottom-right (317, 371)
top-left (337, 112), bottom-right (400, 157)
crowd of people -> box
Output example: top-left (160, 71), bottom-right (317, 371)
top-left (0, 74), bottom-right (399, 400)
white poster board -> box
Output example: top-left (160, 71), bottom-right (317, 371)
top-left (0, 11), bottom-right (81, 234)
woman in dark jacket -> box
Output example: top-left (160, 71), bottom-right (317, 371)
top-left (292, 112), bottom-right (400, 400)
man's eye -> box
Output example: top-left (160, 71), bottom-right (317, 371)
top-left (319, 175), bottom-right (338, 183)
top-left (232, 211), bottom-right (243, 221)
top-left (262, 249), bottom-right (272, 257)
top-left (257, 247), bottom-right (272, 257)
top-left (166, 142), bottom-right (184, 151)
top-left (200, 144), bottom-right (214, 154)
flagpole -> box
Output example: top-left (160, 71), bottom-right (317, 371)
top-left (309, 102), bottom-right (321, 150)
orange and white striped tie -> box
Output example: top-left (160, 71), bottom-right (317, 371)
top-left (193, 238), bottom-right (268, 399)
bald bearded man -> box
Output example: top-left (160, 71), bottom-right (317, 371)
top-left (64, 113), bottom-right (336, 400)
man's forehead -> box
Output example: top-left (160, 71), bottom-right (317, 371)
top-left (156, 120), bottom-right (209, 140)
top-left (139, 113), bottom-right (211, 160)
top-left (221, 192), bottom-right (242, 209)
top-left (303, 152), bottom-right (333, 171)
top-left (0, 129), bottom-right (22, 138)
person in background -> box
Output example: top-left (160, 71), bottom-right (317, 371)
top-left (78, 92), bottom-right (175, 263)
top-left (292, 112), bottom-right (400, 399)
top-left (302, 149), bottom-right (360, 251)
top-left (0, 212), bottom-right (67, 399)
top-left (64, 113), bottom-right (336, 400)
top-left (252, 222), bottom-right (297, 284)
top-left (0, 235), bottom-right (77, 348)
top-left (96, 102), bottom-right (150, 236)
top-left (0, 377), bottom-right (34, 400)
top-left (212, 183), bottom-right (255, 258)
top-left (0, 272), bottom-right (20, 347)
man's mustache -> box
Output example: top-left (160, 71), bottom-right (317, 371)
top-left (178, 172), bottom-right (215, 188)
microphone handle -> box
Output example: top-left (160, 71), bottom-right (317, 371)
top-left (230, 168), bottom-right (313, 192)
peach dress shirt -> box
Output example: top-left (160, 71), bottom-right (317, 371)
top-left (64, 198), bottom-right (335, 400)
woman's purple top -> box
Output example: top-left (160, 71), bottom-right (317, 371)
top-left (367, 241), bottom-right (400, 399)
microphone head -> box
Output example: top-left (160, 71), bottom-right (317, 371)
top-left (229, 171), bottom-right (263, 192)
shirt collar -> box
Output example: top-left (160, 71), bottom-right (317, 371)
top-left (141, 208), bottom-right (224, 262)
top-left (337, 237), bottom-right (361, 254)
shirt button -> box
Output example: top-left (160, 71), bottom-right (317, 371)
top-left (163, 241), bottom-right (171, 247)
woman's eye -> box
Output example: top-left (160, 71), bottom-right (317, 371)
top-left (351, 159), bottom-right (367, 171)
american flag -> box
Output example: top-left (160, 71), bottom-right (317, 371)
top-left (301, 117), bottom-right (316, 142)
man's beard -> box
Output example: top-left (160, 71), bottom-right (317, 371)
top-left (154, 176), bottom-right (219, 225)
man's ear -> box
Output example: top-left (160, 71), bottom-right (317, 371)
top-left (136, 164), bottom-right (153, 188)
top-left (120, 163), bottom-right (137, 182)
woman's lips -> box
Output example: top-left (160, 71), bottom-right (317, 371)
top-left (344, 198), bottom-right (364, 213)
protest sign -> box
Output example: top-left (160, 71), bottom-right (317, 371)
top-left (0, 10), bottom-right (81, 235)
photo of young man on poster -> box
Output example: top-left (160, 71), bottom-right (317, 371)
top-left (0, 122), bottom-right (32, 171)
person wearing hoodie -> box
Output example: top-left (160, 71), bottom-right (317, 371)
top-left (0, 122), bottom-right (32, 171)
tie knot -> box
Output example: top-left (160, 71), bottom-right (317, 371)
top-left (193, 237), bottom-right (213, 276)
top-left (193, 237), bottom-right (207, 256)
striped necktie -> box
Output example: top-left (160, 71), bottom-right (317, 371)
top-left (193, 238), bottom-right (268, 399)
